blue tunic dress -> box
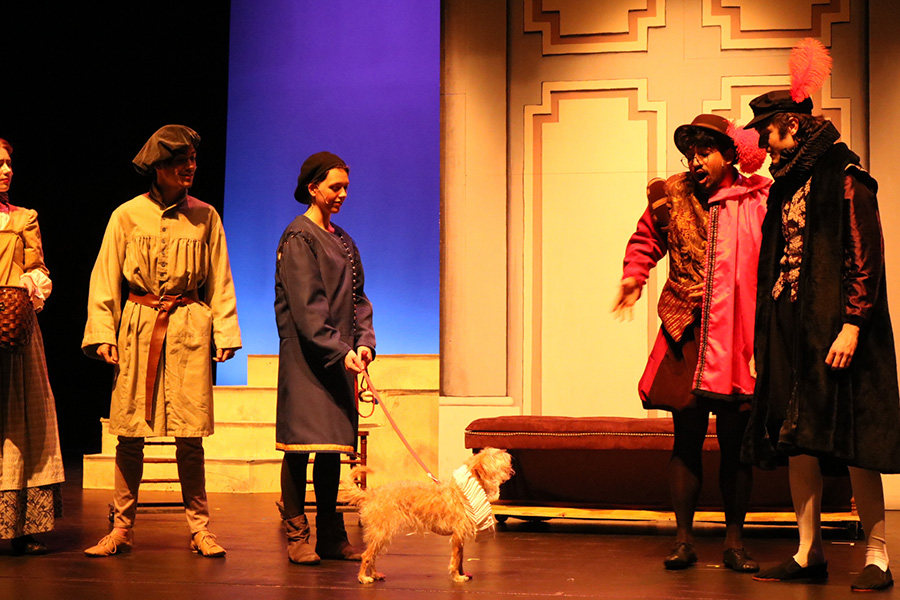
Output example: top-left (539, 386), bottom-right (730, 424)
top-left (274, 215), bottom-right (375, 454)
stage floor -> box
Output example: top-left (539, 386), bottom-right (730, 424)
top-left (1, 465), bottom-right (897, 599)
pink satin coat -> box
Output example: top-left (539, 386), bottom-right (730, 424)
top-left (623, 172), bottom-right (770, 403)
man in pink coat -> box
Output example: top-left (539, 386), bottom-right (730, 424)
top-left (613, 114), bottom-right (770, 572)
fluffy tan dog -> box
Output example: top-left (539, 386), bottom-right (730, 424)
top-left (343, 447), bottom-right (513, 584)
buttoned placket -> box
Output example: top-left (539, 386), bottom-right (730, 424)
top-left (154, 203), bottom-right (180, 411)
top-left (336, 232), bottom-right (359, 334)
top-left (159, 205), bottom-right (175, 293)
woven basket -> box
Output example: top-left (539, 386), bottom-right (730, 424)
top-left (0, 286), bottom-right (35, 352)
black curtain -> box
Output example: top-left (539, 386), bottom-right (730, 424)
top-left (3, 3), bottom-right (232, 456)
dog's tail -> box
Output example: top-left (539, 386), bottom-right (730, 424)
top-left (340, 466), bottom-right (373, 507)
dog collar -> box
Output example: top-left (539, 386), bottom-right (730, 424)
top-left (452, 465), bottom-right (495, 532)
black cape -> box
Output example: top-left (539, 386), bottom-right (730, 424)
top-left (744, 143), bottom-right (900, 473)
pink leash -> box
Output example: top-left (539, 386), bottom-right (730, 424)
top-left (358, 369), bottom-right (440, 483)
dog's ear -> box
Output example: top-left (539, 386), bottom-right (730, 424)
top-left (465, 448), bottom-right (491, 482)
top-left (468, 450), bottom-right (487, 480)
top-left (468, 448), bottom-right (511, 483)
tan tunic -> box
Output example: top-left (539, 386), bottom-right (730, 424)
top-left (83, 192), bottom-right (241, 437)
top-left (0, 204), bottom-right (50, 291)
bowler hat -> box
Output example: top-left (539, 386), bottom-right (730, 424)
top-left (673, 114), bottom-right (734, 157)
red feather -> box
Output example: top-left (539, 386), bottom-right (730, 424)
top-left (789, 38), bottom-right (832, 102)
top-left (727, 122), bottom-right (767, 174)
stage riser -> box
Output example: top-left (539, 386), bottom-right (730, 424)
top-left (83, 354), bottom-right (440, 492)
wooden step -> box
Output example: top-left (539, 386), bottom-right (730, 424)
top-left (84, 455), bottom-right (285, 493)
top-left (246, 353), bottom-right (439, 390)
top-left (84, 354), bottom-right (441, 493)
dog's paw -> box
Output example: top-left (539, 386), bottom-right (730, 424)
top-left (451, 572), bottom-right (472, 583)
top-left (358, 572), bottom-right (385, 584)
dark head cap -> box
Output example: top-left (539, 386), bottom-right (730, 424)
top-left (745, 90), bottom-right (813, 128)
top-left (673, 114), bottom-right (734, 157)
top-left (132, 125), bottom-right (200, 176)
top-left (294, 151), bottom-right (348, 204)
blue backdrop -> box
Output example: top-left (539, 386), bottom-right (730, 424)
top-left (220, 0), bottom-right (440, 384)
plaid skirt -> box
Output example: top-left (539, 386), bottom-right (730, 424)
top-left (0, 322), bottom-right (64, 538)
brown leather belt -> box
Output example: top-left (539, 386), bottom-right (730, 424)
top-left (128, 291), bottom-right (197, 422)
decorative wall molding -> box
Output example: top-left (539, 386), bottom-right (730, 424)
top-left (521, 80), bottom-right (666, 411)
top-left (703, 0), bottom-right (850, 49)
top-left (703, 75), bottom-right (851, 145)
top-left (525, 0), bottom-right (666, 55)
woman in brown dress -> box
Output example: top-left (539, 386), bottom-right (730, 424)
top-left (0, 138), bottom-right (64, 555)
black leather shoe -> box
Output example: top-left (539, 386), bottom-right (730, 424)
top-left (851, 565), bottom-right (893, 592)
top-left (754, 558), bottom-right (828, 581)
top-left (664, 542), bottom-right (697, 570)
top-left (10, 535), bottom-right (48, 556)
top-left (723, 547), bottom-right (759, 573)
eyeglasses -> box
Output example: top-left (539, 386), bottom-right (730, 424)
top-left (680, 151), bottom-right (714, 169)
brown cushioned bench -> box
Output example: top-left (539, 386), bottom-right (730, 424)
top-left (465, 416), bottom-right (856, 529)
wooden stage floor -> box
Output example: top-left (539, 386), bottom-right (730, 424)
top-left (1, 465), bottom-right (898, 599)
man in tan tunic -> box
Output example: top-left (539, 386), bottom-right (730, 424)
top-left (82, 125), bottom-right (241, 557)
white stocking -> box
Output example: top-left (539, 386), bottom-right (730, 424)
top-left (848, 466), bottom-right (889, 571)
top-left (789, 454), bottom-right (825, 566)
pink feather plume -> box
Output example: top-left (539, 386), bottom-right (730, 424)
top-left (727, 122), bottom-right (767, 174)
top-left (789, 38), bottom-right (832, 102)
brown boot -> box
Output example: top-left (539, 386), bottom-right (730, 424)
top-left (315, 512), bottom-right (362, 560)
top-left (284, 514), bottom-right (320, 565)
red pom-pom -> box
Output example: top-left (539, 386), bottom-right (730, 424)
top-left (789, 38), bottom-right (832, 102)
top-left (728, 122), bottom-right (767, 174)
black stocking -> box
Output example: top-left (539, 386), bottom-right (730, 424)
top-left (312, 452), bottom-right (341, 514)
top-left (280, 452), bottom-right (310, 519)
top-left (669, 408), bottom-right (709, 543)
top-left (715, 409), bottom-right (753, 549)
